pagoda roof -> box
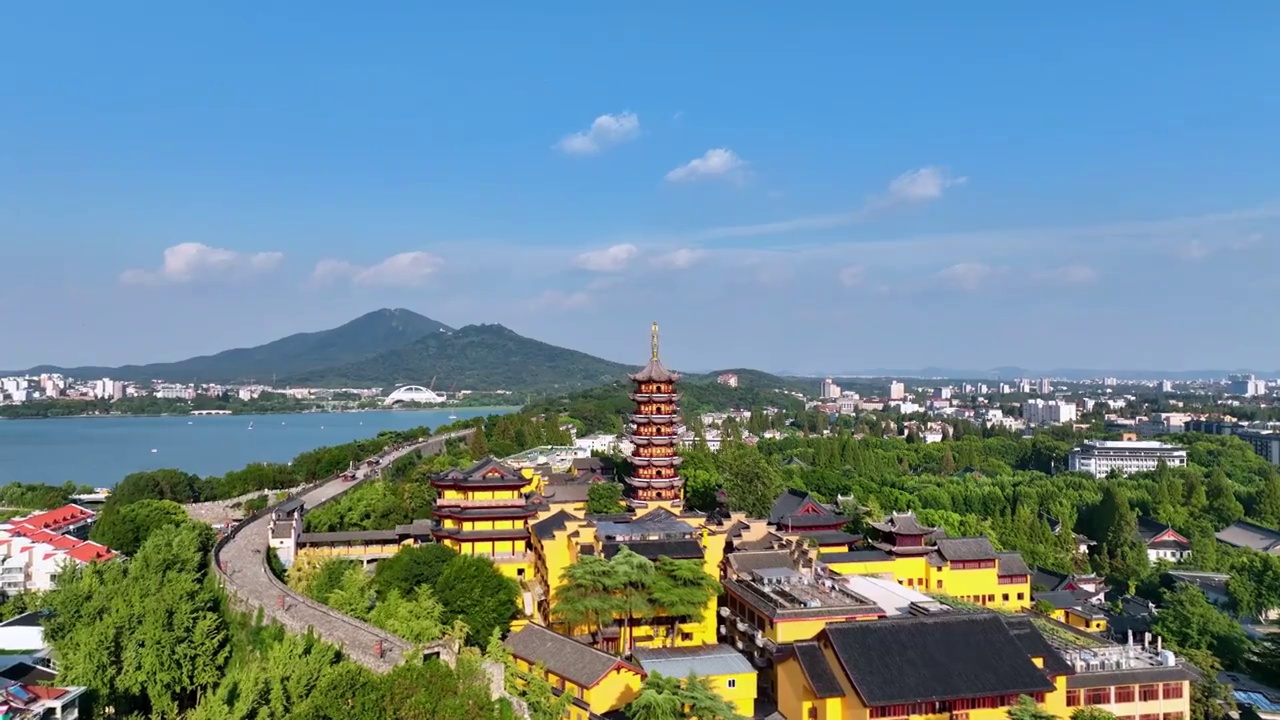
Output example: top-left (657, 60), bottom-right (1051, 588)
top-left (432, 456), bottom-right (527, 486)
top-left (629, 358), bottom-right (680, 383)
top-left (868, 511), bottom-right (938, 536)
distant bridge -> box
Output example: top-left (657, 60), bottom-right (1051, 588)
top-left (384, 385), bottom-right (447, 406)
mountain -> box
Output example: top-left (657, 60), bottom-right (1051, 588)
top-left (283, 323), bottom-right (637, 392)
top-left (17, 308), bottom-right (452, 383)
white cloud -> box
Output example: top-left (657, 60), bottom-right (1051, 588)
top-left (575, 243), bottom-right (638, 272)
top-left (837, 265), bottom-right (867, 288)
top-left (884, 166), bottom-right (968, 203)
top-left (555, 112), bottom-right (640, 155)
top-left (936, 262), bottom-right (996, 292)
top-left (312, 251), bottom-right (443, 288)
top-left (653, 248), bottom-right (706, 270)
top-left (120, 242), bottom-right (282, 285)
top-left (1058, 264), bottom-right (1099, 284)
top-left (694, 165), bottom-right (964, 240)
top-left (665, 148), bottom-right (748, 184)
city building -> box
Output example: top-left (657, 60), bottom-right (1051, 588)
top-left (932, 386), bottom-right (952, 401)
top-left (836, 395), bottom-right (859, 415)
top-left (1032, 591), bottom-right (1109, 632)
top-left (625, 323), bottom-right (684, 509)
top-left (0, 506), bottom-right (115, 593)
top-left (1229, 373), bottom-right (1268, 397)
top-left (716, 372), bottom-right (739, 388)
top-left (888, 381), bottom-right (905, 401)
top-left (1067, 441), bottom-right (1188, 477)
top-left (267, 499), bottom-right (304, 566)
top-left (1235, 430), bottom-right (1280, 466)
top-left (821, 378), bottom-right (842, 400)
top-left (1160, 380), bottom-right (1175, 393)
top-left (1022, 399), bottom-right (1078, 426)
top-left (1038, 377), bottom-right (1054, 394)
top-left (1137, 413), bottom-right (1192, 438)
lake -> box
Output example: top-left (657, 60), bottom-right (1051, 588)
top-left (0, 408), bottom-right (516, 486)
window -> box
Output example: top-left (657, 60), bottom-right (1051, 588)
top-left (1002, 593), bottom-right (1010, 602)
top-left (727, 678), bottom-right (737, 689)
top-left (808, 709), bottom-right (818, 720)
top-left (987, 594), bottom-right (996, 602)
top-left (1139, 714), bottom-right (1161, 720)
top-left (1162, 683), bottom-right (1184, 700)
top-left (1164, 714), bottom-right (1185, 720)
top-left (907, 578), bottom-right (914, 586)
top-left (1114, 685), bottom-right (1135, 703)
top-left (1085, 688), bottom-right (1112, 706)
top-left (937, 580), bottom-right (944, 589)
top-left (1066, 690), bottom-right (1081, 707)
top-left (1139, 685), bottom-right (1160, 702)
top-left (1017, 592), bottom-right (1025, 600)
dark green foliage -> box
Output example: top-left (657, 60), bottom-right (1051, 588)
top-left (0, 481), bottom-right (87, 509)
top-left (89, 498), bottom-right (189, 556)
top-left (587, 482), bottom-right (627, 514)
top-left (110, 468), bottom-right (209, 506)
top-left (14, 308), bottom-right (450, 384)
top-left (1151, 585), bottom-right (1251, 669)
top-left (374, 544), bottom-right (459, 597)
top-left (625, 672), bottom-right (744, 720)
top-left (286, 323), bottom-right (635, 392)
top-left (434, 555), bottom-right (520, 645)
top-left (42, 522), bottom-right (226, 717)
top-left (1007, 695), bottom-right (1056, 720)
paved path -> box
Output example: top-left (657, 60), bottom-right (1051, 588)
top-left (213, 429), bottom-right (474, 671)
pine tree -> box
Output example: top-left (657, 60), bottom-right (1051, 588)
top-left (468, 429), bottom-right (491, 460)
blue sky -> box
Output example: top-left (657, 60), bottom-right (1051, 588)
top-left (3, 4), bottom-right (1279, 373)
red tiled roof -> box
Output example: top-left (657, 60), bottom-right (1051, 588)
top-left (25, 685), bottom-right (67, 700)
top-left (65, 541), bottom-right (114, 564)
top-left (10, 504), bottom-right (95, 534)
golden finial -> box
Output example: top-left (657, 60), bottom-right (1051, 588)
top-left (651, 321), bottom-right (660, 361)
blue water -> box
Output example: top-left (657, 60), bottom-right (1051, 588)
top-left (0, 408), bottom-right (515, 486)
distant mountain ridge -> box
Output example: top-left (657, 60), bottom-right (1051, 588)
top-left (12, 308), bottom-right (452, 384)
top-left (819, 367), bottom-right (1280, 381)
top-left (283, 323), bottom-right (637, 392)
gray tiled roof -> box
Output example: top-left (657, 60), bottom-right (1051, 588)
top-left (1066, 665), bottom-right (1195, 689)
top-left (996, 552), bottom-right (1032, 577)
top-left (725, 551), bottom-right (794, 576)
top-left (1216, 520), bottom-right (1280, 552)
top-left (936, 537), bottom-right (998, 562)
top-left (823, 613), bottom-right (1056, 705)
top-left (793, 642), bottom-right (846, 698)
top-left (632, 644), bottom-right (755, 678)
top-left (504, 623), bottom-right (637, 688)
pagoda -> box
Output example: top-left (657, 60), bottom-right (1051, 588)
top-left (625, 322), bottom-right (684, 507)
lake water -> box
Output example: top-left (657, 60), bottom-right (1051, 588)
top-left (0, 408), bottom-right (516, 486)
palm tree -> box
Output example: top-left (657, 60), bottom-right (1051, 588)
top-left (650, 557), bottom-right (721, 646)
top-left (551, 555), bottom-right (618, 638)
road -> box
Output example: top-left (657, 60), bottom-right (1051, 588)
top-left (213, 428), bottom-right (474, 671)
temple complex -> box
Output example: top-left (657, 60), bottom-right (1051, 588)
top-left (429, 456), bottom-right (544, 580)
top-left (625, 322), bottom-right (684, 510)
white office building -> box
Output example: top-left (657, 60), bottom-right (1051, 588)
top-left (1037, 378), bottom-right (1054, 395)
top-left (888, 381), bottom-right (905, 401)
top-left (1229, 374), bottom-right (1267, 397)
top-left (1022, 398), bottom-right (1078, 426)
top-left (1068, 440), bottom-right (1188, 477)
top-left (820, 378), bottom-right (841, 400)
top-left (1137, 412), bottom-right (1192, 438)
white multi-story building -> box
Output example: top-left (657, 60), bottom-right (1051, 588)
top-left (1137, 412), bottom-right (1193, 438)
top-left (1068, 440), bottom-right (1188, 477)
top-left (932, 386), bottom-right (952, 400)
top-left (1022, 398), bottom-right (1078, 426)
top-left (888, 381), bottom-right (905, 401)
top-left (820, 378), bottom-right (841, 399)
top-left (1229, 373), bottom-right (1267, 397)
top-left (1037, 378), bottom-right (1054, 395)
top-left (1160, 380), bottom-right (1175, 393)
top-left (836, 394), bottom-right (859, 415)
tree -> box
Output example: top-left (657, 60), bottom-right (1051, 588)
top-left (1254, 476), bottom-right (1280, 528)
top-left (1007, 695), bottom-right (1055, 720)
top-left (649, 558), bottom-right (721, 645)
top-left (367, 585), bottom-right (445, 644)
top-left (552, 555), bottom-right (619, 637)
top-left (469, 430), bottom-right (492, 460)
top-left (1093, 485), bottom-right (1148, 587)
top-left (434, 555), bottom-right (519, 645)
top-left (1151, 585), bottom-right (1251, 670)
top-left (625, 672), bottom-right (743, 720)
top-left (611, 547), bottom-right (657, 653)
top-left (1207, 469), bottom-right (1245, 530)
top-left (373, 543), bottom-right (458, 597)
top-left (1072, 708), bottom-right (1118, 720)
top-left (42, 522), bottom-right (228, 717)
top-left (89, 499), bottom-right (189, 556)
top-left (587, 482), bottom-right (627, 514)
top-left (718, 445), bottom-right (784, 518)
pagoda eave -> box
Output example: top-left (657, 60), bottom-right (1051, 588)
top-left (631, 457), bottom-right (683, 468)
top-left (630, 393), bottom-right (681, 402)
top-left (626, 477), bottom-right (684, 489)
top-left (629, 414), bottom-right (679, 424)
top-left (629, 436), bottom-right (677, 447)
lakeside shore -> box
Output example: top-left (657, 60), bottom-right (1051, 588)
top-left (0, 405), bottom-right (522, 421)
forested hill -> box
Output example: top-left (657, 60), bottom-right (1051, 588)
top-left (15, 308), bottom-right (451, 383)
top-left (283, 323), bottom-right (638, 392)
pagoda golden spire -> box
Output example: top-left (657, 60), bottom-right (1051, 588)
top-left (651, 321), bottom-right (660, 361)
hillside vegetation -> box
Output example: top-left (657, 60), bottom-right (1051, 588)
top-left (14, 308), bottom-right (450, 383)
top-left (285, 323), bottom-right (637, 392)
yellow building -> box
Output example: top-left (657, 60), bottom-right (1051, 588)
top-left (529, 505), bottom-right (729, 652)
top-left (632, 644), bottom-right (759, 717)
top-left (820, 512), bottom-right (1033, 611)
top-left (776, 613), bottom-right (1067, 720)
top-left (430, 457), bottom-right (544, 580)
top-left (1034, 592), bottom-right (1109, 633)
top-left (504, 623), bottom-right (645, 720)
